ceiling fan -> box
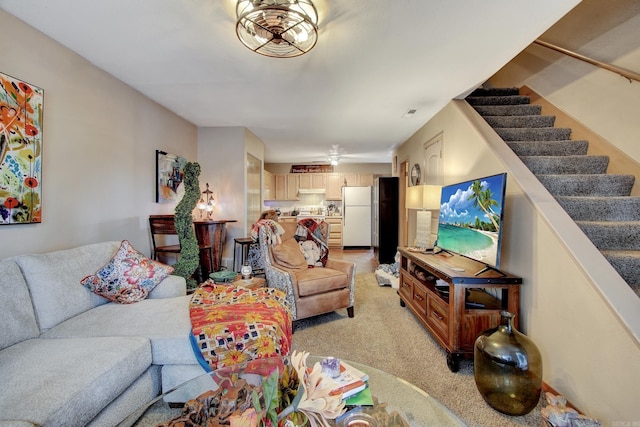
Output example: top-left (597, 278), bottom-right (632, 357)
top-left (305, 144), bottom-right (363, 165)
top-left (327, 144), bottom-right (342, 165)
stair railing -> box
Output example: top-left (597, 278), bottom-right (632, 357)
top-left (534, 39), bottom-right (640, 84)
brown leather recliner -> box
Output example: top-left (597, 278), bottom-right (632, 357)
top-left (257, 220), bottom-right (355, 322)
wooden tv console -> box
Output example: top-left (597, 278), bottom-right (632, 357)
top-left (397, 247), bottom-right (523, 372)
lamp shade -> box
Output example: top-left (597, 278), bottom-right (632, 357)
top-left (422, 185), bottom-right (442, 210)
top-left (236, 0), bottom-right (318, 58)
top-left (406, 185), bottom-right (441, 210)
top-left (406, 185), bottom-right (423, 209)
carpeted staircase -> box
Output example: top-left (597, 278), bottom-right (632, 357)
top-left (466, 87), bottom-right (640, 297)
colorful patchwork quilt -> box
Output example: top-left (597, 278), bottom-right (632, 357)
top-left (296, 218), bottom-right (329, 267)
top-left (189, 280), bottom-right (293, 372)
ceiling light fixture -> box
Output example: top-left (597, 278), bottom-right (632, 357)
top-left (236, 0), bottom-right (319, 58)
top-left (327, 144), bottom-right (341, 165)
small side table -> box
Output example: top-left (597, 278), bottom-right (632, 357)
top-left (233, 276), bottom-right (266, 290)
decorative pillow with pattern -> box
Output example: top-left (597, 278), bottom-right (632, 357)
top-left (80, 240), bottom-right (174, 304)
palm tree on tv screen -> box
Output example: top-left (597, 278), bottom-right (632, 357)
top-left (468, 180), bottom-right (500, 232)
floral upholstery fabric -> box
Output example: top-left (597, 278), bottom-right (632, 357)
top-left (246, 242), bottom-right (264, 277)
top-left (189, 280), bottom-right (292, 372)
top-left (80, 240), bottom-right (173, 304)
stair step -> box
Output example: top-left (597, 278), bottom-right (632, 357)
top-left (508, 140), bottom-right (588, 156)
top-left (536, 174), bottom-right (635, 196)
top-left (557, 196), bottom-right (640, 221)
top-left (484, 115), bottom-right (556, 128)
top-left (577, 221), bottom-right (640, 251)
top-left (602, 251), bottom-right (640, 291)
top-left (496, 127), bottom-right (572, 141)
top-left (473, 104), bottom-right (542, 116)
top-left (466, 95), bottom-right (531, 106)
top-left (469, 87), bottom-right (640, 294)
top-left (521, 155), bottom-right (609, 174)
top-left (469, 87), bottom-right (520, 97)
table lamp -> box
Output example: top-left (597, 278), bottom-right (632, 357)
top-left (406, 184), bottom-right (441, 248)
top-left (197, 183), bottom-right (216, 219)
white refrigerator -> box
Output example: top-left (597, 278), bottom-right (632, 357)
top-left (342, 186), bottom-right (372, 247)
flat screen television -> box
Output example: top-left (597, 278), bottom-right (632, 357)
top-left (434, 173), bottom-right (507, 274)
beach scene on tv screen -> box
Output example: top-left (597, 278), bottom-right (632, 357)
top-left (437, 174), bottom-right (506, 268)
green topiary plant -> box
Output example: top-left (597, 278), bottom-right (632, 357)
top-left (173, 161), bottom-right (201, 290)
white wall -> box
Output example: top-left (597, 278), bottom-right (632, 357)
top-left (394, 99), bottom-right (640, 425)
top-left (197, 127), bottom-right (265, 269)
top-left (0, 10), bottom-right (197, 259)
top-left (489, 13), bottom-right (640, 164)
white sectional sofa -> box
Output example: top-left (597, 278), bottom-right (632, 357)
top-left (0, 241), bottom-right (206, 427)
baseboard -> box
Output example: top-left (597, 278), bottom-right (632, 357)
top-left (541, 381), bottom-right (581, 413)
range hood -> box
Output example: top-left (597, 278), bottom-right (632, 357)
top-left (298, 188), bottom-right (326, 194)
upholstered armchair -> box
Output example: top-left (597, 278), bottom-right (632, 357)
top-left (257, 220), bottom-right (355, 322)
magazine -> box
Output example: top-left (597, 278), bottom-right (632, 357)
top-left (327, 361), bottom-right (368, 399)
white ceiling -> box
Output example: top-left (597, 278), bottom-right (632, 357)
top-left (0, 0), bottom-right (580, 164)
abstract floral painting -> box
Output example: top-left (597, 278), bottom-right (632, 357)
top-left (0, 72), bottom-right (43, 225)
top-left (156, 150), bottom-right (187, 203)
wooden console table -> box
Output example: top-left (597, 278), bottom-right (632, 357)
top-left (397, 247), bottom-right (522, 372)
top-left (194, 219), bottom-right (237, 278)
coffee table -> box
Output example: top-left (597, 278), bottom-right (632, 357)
top-left (122, 356), bottom-right (466, 426)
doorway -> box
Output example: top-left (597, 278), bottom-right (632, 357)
top-left (399, 160), bottom-right (409, 246)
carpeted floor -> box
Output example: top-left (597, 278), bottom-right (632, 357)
top-left (291, 273), bottom-right (544, 427)
top-left (133, 273), bottom-right (544, 426)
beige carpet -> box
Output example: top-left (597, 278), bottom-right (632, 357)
top-left (291, 273), bottom-right (543, 427)
top-left (133, 273), bottom-right (544, 426)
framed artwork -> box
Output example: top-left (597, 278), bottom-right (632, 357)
top-left (0, 72), bottom-right (44, 225)
top-left (156, 150), bottom-right (187, 203)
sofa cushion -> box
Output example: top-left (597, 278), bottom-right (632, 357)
top-left (41, 295), bottom-right (197, 365)
top-left (0, 261), bottom-right (39, 351)
top-left (87, 365), bottom-right (161, 427)
top-left (80, 240), bottom-right (173, 304)
top-left (295, 267), bottom-right (348, 297)
top-left (8, 241), bottom-right (122, 331)
top-left (272, 238), bottom-right (307, 270)
top-left (0, 336), bottom-right (151, 427)
top-left (148, 274), bottom-right (187, 299)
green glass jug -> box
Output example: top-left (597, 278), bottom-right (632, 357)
top-left (474, 311), bottom-right (542, 416)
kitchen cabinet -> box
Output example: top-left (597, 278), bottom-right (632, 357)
top-left (343, 173), bottom-right (374, 187)
top-left (286, 174), bottom-right (299, 199)
top-left (358, 173), bottom-right (374, 186)
top-left (274, 174), bottom-right (286, 200)
top-left (298, 173), bottom-right (326, 189)
top-left (263, 170), bottom-right (274, 200)
top-left (398, 248), bottom-right (522, 372)
top-left (274, 173), bottom-right (300, 201)
top-left (325, 216), bottom-right (343, 247)
top-left (278, 216), bottom-right (297, 224)
top-left (342, 173), bottom-right (357, 186)
top-left (325, 173), bottom-right (343, 200)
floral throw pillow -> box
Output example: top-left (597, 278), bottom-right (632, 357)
top-left (80, 240), bottom-right (174, 304)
